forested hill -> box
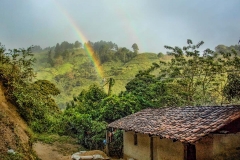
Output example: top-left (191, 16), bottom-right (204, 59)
top-left (32, 40), bottom-right (167, 108)
top-left (32, 41), bottom-right (240, 108)
top-left (215, 44), bottom-right (240, 54)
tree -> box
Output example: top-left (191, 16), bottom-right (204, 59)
top-left (157, 52), bottom-right (164, 58)
top-left (0, 46), bottom-right (36, 90)
top-left (99, 94), bottom-right (141, 123)
top-left (31, 45), bottom-right (42, 52)
top-left (54, 43), bottom-right (61, 58)
top-left (99, 44), bottom-right (111, 63)
top-left (74, 41), bottom-right (82, 48)
top-left (115, 47), bottom-right (136, 63)
top-left (124, 65), bottom-right (182, 108)
top-left (221, 48), bottom-right (240, 103)
top-left (63, 84), bottom-right (108, 149)
top-left (103, 78), bottom-right (115, 96)
top-left (132, 43), bottom-right (139, 53)
top-left (54, 41), bottom-right (75, 58)
top-left (223, 74), bottom-right (240, 101)
top-left (47, 50), bottom-right (54, 67)
top-left (161, 40), bottom-right (226, 105)
top-left (71, 84), bottom-right (107, 116)
top-left (215, 44), bottom-right (240, 56)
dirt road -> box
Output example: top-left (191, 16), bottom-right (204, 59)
top-left (33, 141), bottom-right (78, 160)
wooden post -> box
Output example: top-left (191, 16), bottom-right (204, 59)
top-left (150, 136), bottom-right (153, 160)
top-left (106, 129), bottom-right (109, 156)
top-left (184, 143), bottom-right (196, 160)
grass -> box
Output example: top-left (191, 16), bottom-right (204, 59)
top-left (33, 133), bottom-right (77, 144)
top-left (0, 152), bottom-right (24, 160)
top-left (33, 133), bottom-right (86, 157)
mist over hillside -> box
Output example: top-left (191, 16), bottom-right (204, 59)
top-left (32, 40), bottom-right (163, 108)
top-left (32, 40), bottom-right (240, 108)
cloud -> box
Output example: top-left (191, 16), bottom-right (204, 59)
top-left (0, 0), bottom-right (239, 52)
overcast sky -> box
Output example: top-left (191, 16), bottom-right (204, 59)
top-left (0, 0), bottom-right (239, 53)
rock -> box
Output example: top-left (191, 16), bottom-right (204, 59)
top-left (7, 149), bottom-right (15, 154)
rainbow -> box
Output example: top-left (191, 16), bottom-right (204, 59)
top-left (110, 2), bottom-right (142, 50)
top-left (53, 0), bottom-right (104, 79)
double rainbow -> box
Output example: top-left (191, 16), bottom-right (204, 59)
top-left (54, 1), bottom-right (104, 79)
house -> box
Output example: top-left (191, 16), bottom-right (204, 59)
top-left (108, 106), bottom-right (240, 160)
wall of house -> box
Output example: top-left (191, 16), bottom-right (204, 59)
top-left (196, 133), bottom-right (240, 160)
top-left (123, 131), bottom-right (151, 160)
top-left (195, 135), bottom-right (214, 160)
top-left (123, 131), bottom-right (240, 160)
top-left (123, 131), bottom-right (184, 160)
top-left (157, 138), bottom-right (184, 160)
top-left (213, 133), bottom-right (240, 159)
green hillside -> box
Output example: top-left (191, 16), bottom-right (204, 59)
top-left (33, 41), bottom-right (240, 109)
top-left (33, 48), bottom-right (164, 108)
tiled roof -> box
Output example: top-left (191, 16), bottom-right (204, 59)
top-left (108, 106), bottom-right (240, 143)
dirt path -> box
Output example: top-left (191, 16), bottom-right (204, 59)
top-left (33, 142), bottom-right (119, 160)
top-left (33, 141), bottom-right (79, 160)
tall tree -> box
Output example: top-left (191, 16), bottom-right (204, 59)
top-left (31, 45), bottom-right (42, 52)
top-left (223, 74), bottom-right (240, 102)
top-left (132, 43), bottom-right (139, 53)
top-left (74, 41), bottom-right (82, 48)
top-left (47, 50), bottom-right (54, 67)
top-left (54, 43), bottom-right (61, 58)
top-left (160, 39), bottom-right (229, 105)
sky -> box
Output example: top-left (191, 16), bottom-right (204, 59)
top-left (0, 0), bottom-right (239, 53)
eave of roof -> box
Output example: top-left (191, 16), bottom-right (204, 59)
top-left (108, 105), bottom-right (240, 143)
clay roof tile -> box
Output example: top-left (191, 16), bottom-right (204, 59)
top-left (108, 105), bottom-right (240, 143)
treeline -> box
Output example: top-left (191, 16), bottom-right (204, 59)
top-left (31, 41), bottom-right (82, 53)
top-left (31, 45), bottom-right (55, 52)
top-left (39, 40), bottom-right (139, 66)
top-left (215, 44), bottom-right (240, 55)
top-left (54, 41), bottom-right (82, 58)
top-left (84, 40), bottom-right (138, 64)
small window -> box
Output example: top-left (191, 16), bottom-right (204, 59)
top-left (134, 133), bottom-right (138, 145)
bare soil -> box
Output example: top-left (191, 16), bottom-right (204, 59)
top-left (33, 141), bottom-right (79, 160)
top-left (33, 141), bottom-right (121, 160)
top-left (33, 142), bottom-right (114, 160)
top-left (0, 83), bottom-right (36, 159)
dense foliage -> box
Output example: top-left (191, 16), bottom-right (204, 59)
top-left (155, 40), bottom-right (240, 105)
top-left (0, 43), bottom-right (60, 133)
top-left (1, 40), bottom-right (240, 155)
top-left (61, 84), bottom-right (143, 149)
